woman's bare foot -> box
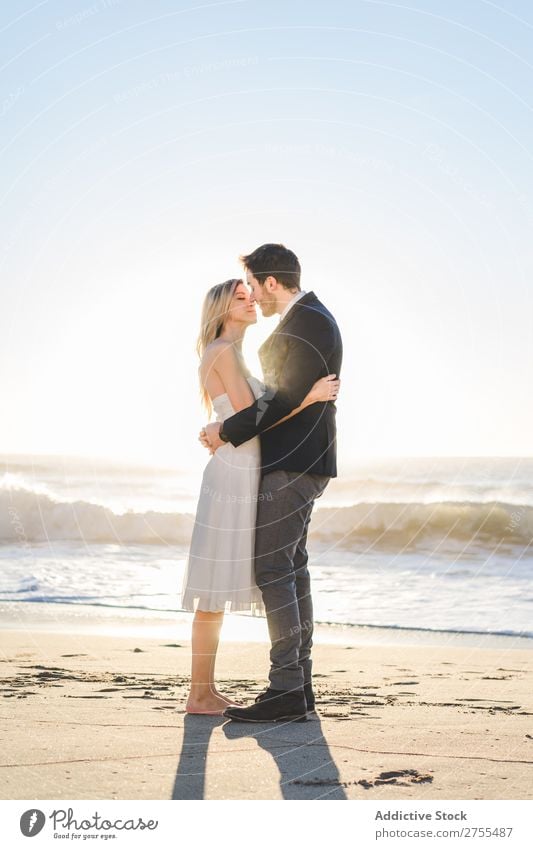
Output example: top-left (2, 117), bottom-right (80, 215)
top-left (213, 688), bottom-right (243, 706)
top-left (185, 690), bottom-right (241, 714)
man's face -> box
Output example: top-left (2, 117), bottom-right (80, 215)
top-left (246, 270), bottom-right (277, 317)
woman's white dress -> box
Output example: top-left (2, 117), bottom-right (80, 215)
top-left (180, 375), bottom-right (266, 616)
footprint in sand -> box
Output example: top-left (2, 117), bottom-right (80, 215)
top-left (291, 768), bottom-right (433, 789)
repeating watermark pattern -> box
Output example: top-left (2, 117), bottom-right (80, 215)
top-left (289, 618), bottom-right (312, 638)
top-left (265, 140), bottom-right (396, 174)
top-left (255, 384), bottom-right (277, 427)
top-left (8, 506), bottom-right (32, 553)
top-left (505, 506), bottom-right (525, 534)
top-left (55, 0), bottom-right (124, 31)
top-left (113, 57), bottom-right (260, 103)
top-left (1, 86), bottom-right (24, 119)
top-left (202, 482), bottom-right (272, 503)
top-left (422, 142), bottom-right (495, 210)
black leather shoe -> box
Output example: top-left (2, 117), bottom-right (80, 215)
top-left (224, 688), bottom-right (308, 722)
top-left (255, 682), bottom-right (316, 713)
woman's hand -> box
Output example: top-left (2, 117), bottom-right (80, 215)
top-left (198, 427), bottom-right (215, 455)
top-left (303, 373), bottom-right (340, 407)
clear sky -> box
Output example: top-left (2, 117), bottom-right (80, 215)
top-left (1, 0), bottom-right (531, 469)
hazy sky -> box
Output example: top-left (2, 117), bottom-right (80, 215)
top-left (1, 0), bottom-right (532, 469)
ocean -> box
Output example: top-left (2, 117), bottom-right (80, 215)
top-left (1, 454), bottom-right (532, 641)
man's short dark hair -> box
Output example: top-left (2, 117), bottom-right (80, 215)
top-left (240, 243), bottom-right (301, 290)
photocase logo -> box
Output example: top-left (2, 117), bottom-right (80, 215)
top-left (19, 807), bottom-right (159, 838)
top-left (20, 809), bottom-right (45, 837)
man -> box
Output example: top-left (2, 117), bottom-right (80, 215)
top-left (203, 243), bottom-right (343, 722)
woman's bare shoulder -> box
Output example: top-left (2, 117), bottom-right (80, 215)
top-left (203, 339), bottom-right (234, 353)
top-left (199, 340), bottom-right (236, 374)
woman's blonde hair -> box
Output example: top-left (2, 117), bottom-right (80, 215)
top-left (197, 278), bottom-right (242, 416)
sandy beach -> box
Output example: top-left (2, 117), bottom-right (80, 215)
top-left (1, 610), bottom-right (532, 801)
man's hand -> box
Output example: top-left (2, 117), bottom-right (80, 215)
top-left (198, 422), bottom-right (224, 454)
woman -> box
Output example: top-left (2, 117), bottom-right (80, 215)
top-left (180, 278), bottom-right (340, 714)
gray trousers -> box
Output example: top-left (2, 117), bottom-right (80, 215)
top-left (254, 469), bottom-right (330, 691)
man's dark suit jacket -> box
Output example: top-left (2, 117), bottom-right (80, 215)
top-left (221, 291), bottom-right (343, 478)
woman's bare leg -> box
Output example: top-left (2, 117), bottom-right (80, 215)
top-left (185, 609), bottom-right (241, 712)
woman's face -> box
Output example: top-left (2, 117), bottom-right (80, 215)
top-left (229, 281), bottom-right (257, 326)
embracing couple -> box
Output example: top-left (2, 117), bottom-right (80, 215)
top-left (180, 243), bottom-right (343, 722)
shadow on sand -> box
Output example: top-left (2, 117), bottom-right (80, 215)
top-left (172, 713), bottom-right (347, 800)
